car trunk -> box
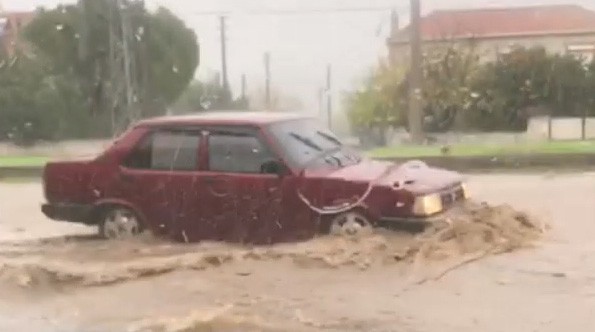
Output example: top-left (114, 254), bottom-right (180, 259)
top-left (43, 159), bottom-right (95, 205)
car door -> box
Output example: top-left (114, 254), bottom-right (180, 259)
top-left (117, 128), bottom-right (203, 240)
top-left (199, 126), bottom-right (288, 244)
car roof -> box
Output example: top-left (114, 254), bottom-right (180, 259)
top-left (138, 111), bottom-right (314, 127)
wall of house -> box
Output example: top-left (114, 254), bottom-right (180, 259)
top-left (389, 33), bottom-right (595, 66)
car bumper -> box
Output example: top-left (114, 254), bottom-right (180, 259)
top-left (41, 203), bottom-right (95, 225)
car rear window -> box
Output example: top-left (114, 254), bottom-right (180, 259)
top-left (151, 132), bottom-right (200, 171)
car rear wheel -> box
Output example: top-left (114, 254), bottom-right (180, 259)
top-left (99, 206), bottom-right (142, 240)
top-left (329, 211), bottom-right (373, 237)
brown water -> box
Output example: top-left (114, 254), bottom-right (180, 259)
top-left (0, 173), bottom-right (594, 332)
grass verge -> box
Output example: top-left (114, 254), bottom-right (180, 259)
top-left (0, 156), bottom-right (48, 167)
top-left (369, 140), bottom-right (595, 159)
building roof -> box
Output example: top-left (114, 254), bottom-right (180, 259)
top-left (139, 112), bottom-right (312, 127)
top-left (392, 5), bottom-right (595, 43)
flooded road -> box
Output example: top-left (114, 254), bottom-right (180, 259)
top-left (1, 173), bottom-right (594, 331)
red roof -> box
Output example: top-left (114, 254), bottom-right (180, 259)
top-left (393, 5), bottom-right (595, 42)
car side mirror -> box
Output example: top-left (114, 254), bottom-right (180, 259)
top-left (261, 159), bottom-right (287, 177)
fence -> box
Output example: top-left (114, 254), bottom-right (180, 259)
top-left (527, 116), bottom-right (595, 141)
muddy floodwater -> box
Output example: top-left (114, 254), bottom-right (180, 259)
top-left (1, 172), bottom-right (595, 332)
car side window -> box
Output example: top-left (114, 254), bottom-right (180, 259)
top-left (124, 130), bottom-right (201, 171)
top-left (208, 132), bottom-right (274, 174)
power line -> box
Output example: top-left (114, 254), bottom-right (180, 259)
top-left (188, 6), bottom-right (409, 17)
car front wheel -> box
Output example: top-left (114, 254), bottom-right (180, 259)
top-left (99, 206), bottom-right (143, 240)
top-left (329, 211), bottom-right (373, 237)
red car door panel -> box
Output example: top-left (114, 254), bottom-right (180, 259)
top-left (200, 127), bottom-right (291, 244)
top-left (113, 128), bottom-right (203, 239)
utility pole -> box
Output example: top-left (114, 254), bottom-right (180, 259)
top-left (120, 0), bottom-right (137, 122)
top-left (264, 52), bottom-right (271, 110)
top-left (219, 16), bottom-right (231, 104)
top-left (241, 73), bottom-right (246, 100)
top-left (318, 88), bottom-right (324, 118)
top-left (326, 64), bottom-right (332, 129)
top-left (409, 0), bottom-right (424, 144)
top-left (105, 0), bottom-right (141, 136)
top-left (582, 102), bottom-right (587, 140)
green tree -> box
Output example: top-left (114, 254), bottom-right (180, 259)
top-left (585, 60), bottom-right (595, 115)
top-left (142, 7), bottom-right (199, 111)
top-left (345, 62), bottom-right (405, 147)
top-left (0, 51), bottom-right (107, 144)
top-left (23, 1), bottom-right (199, 123)
top-left (548, 53), bottom-right (590, 117)
top-left (421, 44), bottom-right (481, 132)
top-left (348, 46), bottom-right (593, 137)
top-left (470, 47), bottom-right (589, 131)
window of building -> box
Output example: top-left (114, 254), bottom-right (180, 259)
top-left (124, 130), bottom-right (201, 171)
top-left (208, 131), bottom-right (274, 174)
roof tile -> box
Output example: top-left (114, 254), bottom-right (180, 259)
top-left (394, 5), bottom-right (595, 42)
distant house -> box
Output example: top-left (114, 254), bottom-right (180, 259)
top-left (387, 5), bottom-right (595, 65)
top-left (0, 10), bottom-right (36, 56)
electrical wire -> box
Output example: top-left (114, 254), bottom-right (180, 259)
top-left (186, 5), bottom-right (410, 17)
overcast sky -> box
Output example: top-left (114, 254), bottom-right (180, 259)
top-left (3, 0), bottom-right (595, 115)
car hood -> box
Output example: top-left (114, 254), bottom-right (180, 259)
top-left (305, 159), bottom-right (464, 195)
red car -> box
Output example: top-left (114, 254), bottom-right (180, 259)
top-left (41, 112), bottom-right (467, 244)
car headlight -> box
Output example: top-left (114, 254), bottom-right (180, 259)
top-left (412, 194), bottom-right (443, 216)
top-left (461, 183), bottom-right (470, 199)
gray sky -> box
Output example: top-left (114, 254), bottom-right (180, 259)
top-left (3, 0), bottom-right (595, 115)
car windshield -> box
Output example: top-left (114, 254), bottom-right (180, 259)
top-left (267, 118), bottom-right (362, 169)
